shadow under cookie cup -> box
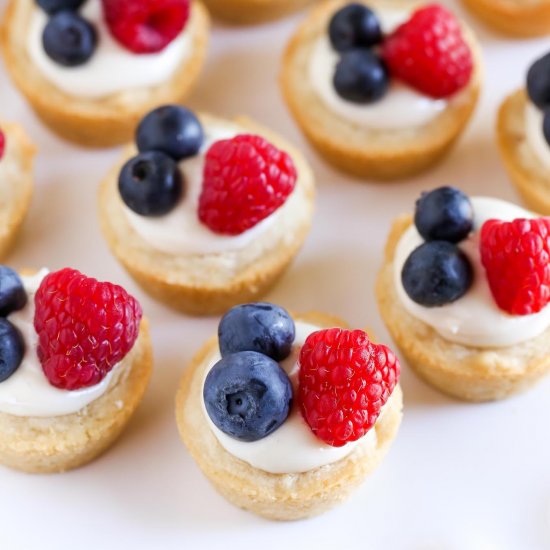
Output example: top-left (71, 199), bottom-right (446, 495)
top-left (376, 215), bottom-right (550, 402)
top-left (0, 0), bottom-right (210, 148)
top-left (280, 0), bottom-right (483, 181)
top-left (175, 311), bottom-right (403, 521)
top-left (98, 114), bottom-right (315, 316)
top-left (0, 318), bottom-right (153, 474)
top-left (497, 89), bottom-right (550, 216)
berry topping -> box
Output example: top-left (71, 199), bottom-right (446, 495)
top-left (298, 329), bottom-right (399, 447)
top-left (0, 266), bottom-right (27, 317)
top-left (480, 218), bottom-right (550, 315)
top-left (34, 268), bottom-right (142, 390)
top-left (0, 319), bottom-right (25, 383)
top-left (527, 52), bottom-right (550, 110)
top-left (42, 11), bottom-right (97, 67)
top-left (414, 186), bottom-right (473, 243)
top-left (203, 351), bottom-right (292, 442)
top-left (381, 4), bottom-right (473, 99)
top-left (102, 0), bottom-right (190, 54)
top-left (218, 303), bottom-right (295, 361)
top-left (402, 241), bottom-right (473, 307)
top-left (36, 0), bottom-right (85, 15)
top-left (0, 129), bottom-right (5, 161)
top-left (328, 4), bottom-right (382, 52)
top-left (119, 151), bottom-right (183, 216)
top-left (333, 49), bottom-right (389, 104)
top-left (198, 135), bottom-right (297, 235)
top-left (136, 105), bottom-right (204, 161)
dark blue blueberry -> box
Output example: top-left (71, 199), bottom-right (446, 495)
top-left (218, 302), bottom-right (295, 361)
top-left (136, 106), bottom-right (204, 161)
top-left (42, 11), bottom-right (97, 67)
top-left (0, 318), bottom-right (25, 383)
top-left (527, 52), bottom-right (550, 110)
top-left (36, 0), bottom-right (85, 14)
top-left (333, 49), bottom-right (388, 104)
top-left (414, 186), bottom-right (474, 243)
top-left (0, 266), bottom-right (27, 317)
top-left (328, 3), bottom-right (382, 52)
top-left (544, 110), bottom-right (550, 147)
top-left (203, 351), bottom-right (292, 442)
top-left (402, 241), bottom-right (473, 307)
top-left (119, 151), bottom-right (183, 216)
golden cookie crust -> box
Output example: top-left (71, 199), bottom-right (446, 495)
top-left (0, 122), bottom-right (35, 260)
top-left (176, 311), bottom-right (403, 520)
top-left (376, 215), bottom-right (550, 402)
top-left (202, 0), bottom-right (313, 24)
top-left (0, 319), bottom-right (153, 473)
top-left (497, 89), bottom-right (550, 215)
top-left (461, 0), bottom-right (550, 38)
top-left (0, 0), bottom-right (209, 148)
top-left (98, 114), bottom-right (315, 316)
top-left (280, 0), bottom-right (483, 180)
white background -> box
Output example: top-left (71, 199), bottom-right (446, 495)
top-left (0, 1), bottom-right (549, 548)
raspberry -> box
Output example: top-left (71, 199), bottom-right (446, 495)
top-left (298, 328), bottom-right (400, 447)
top-left (198, 135), bottom-right (297, 235)
top-left (102, 0), bottom-right (190, 54)
top-left (381, 4), bottom-right (473, 99)
top-left (34, 268), bottom-right (142, 390)
top-left (0, 129), bottom-right (5, 160)
top-left (480, 218), bottom-right (550, 315)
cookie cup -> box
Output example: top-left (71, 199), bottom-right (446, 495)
top-left (98, 115), bottom-right (315, 316)
top-left (176, 311), bottom-right (403, 521)
top-left (376, 215), bottom-right (550, 402)
top-left (0, 0), bottom-right (209, 148)
top-left (497, 89), bottom-right (550, 215)
top-left (280, 0), bottom-right (483, 180)
top-left (0, 319), bottom-right (152, 473)
top-left (461, 0), bottom-right (550, 38)
top-left (0, 122), bottom-right (35, 259)
top-left (202, 0), bottom-right (313, 24)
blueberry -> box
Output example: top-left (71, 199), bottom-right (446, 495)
top-left (0, 266), bottom-right (27, 317)
top-left (328, 4), bottom-right (382, 52)
top-left (119, 151), bottom-right (183, 216)
top-left (218, 302), bottom-right (295, 361)
top-left (544, 110), bottom-right (550, 147)
top-left (42, 11), bottom-right (97, 67)
top-left (36, 0), bottom-right (85, 14)
top-left (203, 351), bottom-right (292, 442)
top-left (136, 106), bottom-right (204, 161)
top-left (402, 241), bottom-right (473, 307)
top-left (527, 52), bottom-right (550, 110)
top-left (333, 49), bottom-right (389, 104)
top-left (0, 318), bottom-right (25, 383)
top-left (414, 186), bottom-right (474, 243)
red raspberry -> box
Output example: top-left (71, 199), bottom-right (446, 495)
top-left (34, 268), bottom-right (142, 390)
top-left (480, 218), bottom-right (550, 315)
top-left (298, 328), bottom-right (400, 447)
top-left (198, 134), bottom-right (297, 235)
top-left (102, 0), bottom-right (190, 54)
top-left (381, 4), bottom-right (473, 99)
top-left (0, 129), bottom-right (5, 160)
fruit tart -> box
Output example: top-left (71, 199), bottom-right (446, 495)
top-left (177, 302), bottom-right (402, 520)
top-left (0, 0), bottom-right (209, 147)
top-left (99, 105), bottom-right (315, 315)
top-left (377, 186), bottom-right (550, 401)
top-left (281, 1), bottom-right (482, 180)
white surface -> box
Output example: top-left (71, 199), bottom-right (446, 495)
top-left (0, 1), bottom-right (549, 548)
